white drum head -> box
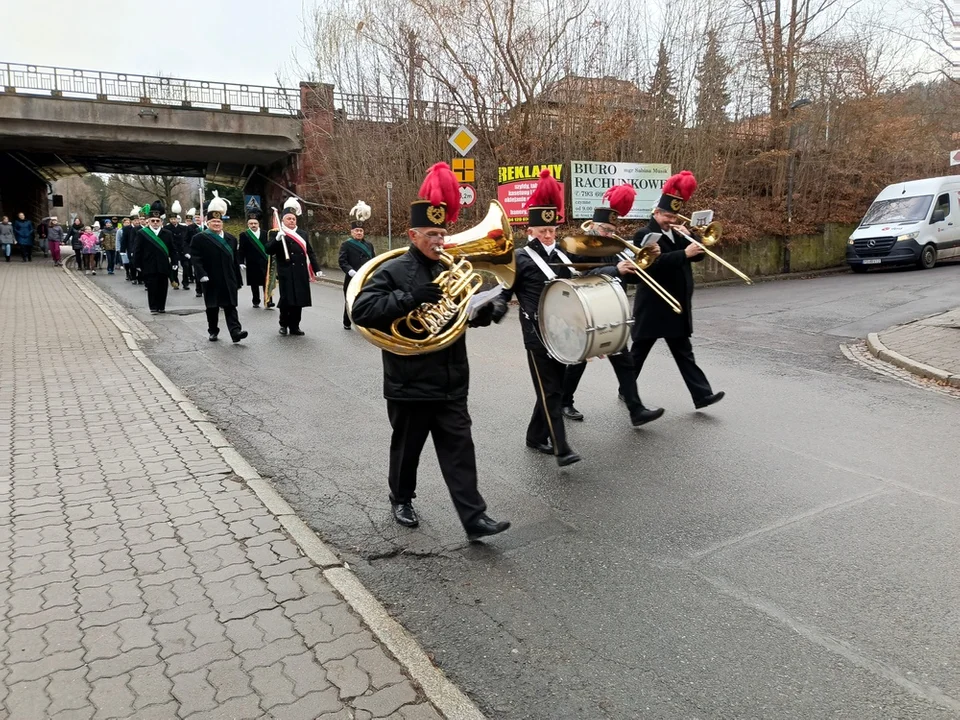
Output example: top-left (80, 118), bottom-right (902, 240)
top-left (541, 280), bottom-right (589, 363)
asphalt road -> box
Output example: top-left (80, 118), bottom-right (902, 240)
top-left (92, 261), bottom-right (960, 719)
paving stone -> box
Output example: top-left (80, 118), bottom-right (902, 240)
top-left (352, 682), bottom-right (419, 718)
top-left (86, 648), bottom-right (161, 681)
top-left (206, 657), bottom-right (254, 703)
top-left (170, 667), bottom-right (218, 716)
top-left (89, 674), bottom-right (136, 720)
top-left (326, 654), bottom-right (371, 699)
top-left (355, 647), bottom-right (407, 690)
top-left (127, 662), bottom-right (173, 709)
top-left (250, 662), bottom-right (298, 709)
top-left (269, 688), bottom-right (343, 720)
top-left (185, 693), bottom-right (263, 720)
top-left (5, 676), bottom-right (52, 718)
top-left (395, 703), bottom-right (444, 720)
top-left (314, 632), bottom-right (379, 664)
top-left (46, 667), bottom-right (93, 716)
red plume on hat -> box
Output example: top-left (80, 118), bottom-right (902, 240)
top-left (602, 183), bottom-right (636, 217)
top-left (525, 169), bottom-right (564, 215)
top-left (418, 162), bottom-right (461, 224)
top-left (662, 171), bottom-right (697, 202)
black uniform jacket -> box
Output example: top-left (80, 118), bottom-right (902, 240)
top-left (134, 226), bottom-right (179, 277)
top-left (163, 222), bottom-right (189, 260)
top-left (237, 229), bottom-right (270, 287)
top-left (191, 230), bottom-right (242, 309)
top-left (266, 228), bottom-right (320, 308)
top-left (495, 239), bottom-right (581, 351)
top-left (351, 244), bottom-right (470, 403)
top-left (626, 218), bottom-right (704, 338)
top-left (338, 237), bottom-right (375, 284)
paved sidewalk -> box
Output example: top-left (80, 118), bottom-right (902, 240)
top-left (0, 263), bottom-right (465, 719)
top-left (867, 307), bottom-right (960, 387)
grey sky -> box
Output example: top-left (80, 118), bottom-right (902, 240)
top-left (3, 0), bottom-right (316, 87)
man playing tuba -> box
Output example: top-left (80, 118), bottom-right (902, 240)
top-left (351, 163), bottom-right (510, 541)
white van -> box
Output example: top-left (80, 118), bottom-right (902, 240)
top-left (846, 176), bottom-right (960, 272)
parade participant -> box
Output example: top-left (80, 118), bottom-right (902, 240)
top-left (100, 219), bottom-right (117, 275)
top-left (184, 208), bottom-right (202, 296)
top-left (266, 197), bottom-right (321, 336)
top-left (351, 162), bottom-right (510, 540)
top-left (237, 212), bottom-right (269, 308)
top-left (120, 209), bottom-right (140, 281)
top-left (164, 201), bottom-right (189, 290)
top-left (191, 192), bottom-right (248, 343)
top-left (491, 169), bottom-right (581, 467)
top-left (625, 171), bottom-right (724, 409)
top-left (133, 200), bottom-right (179, 314)
top-left (559, 184), bottom-right (665, 427)
top-left (338, 200), bottom-right (374, 329)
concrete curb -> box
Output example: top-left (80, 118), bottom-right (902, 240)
top-left (865, 332), bottom-right (960, 388)
top-left (65, 266), bottom-right (486, 720)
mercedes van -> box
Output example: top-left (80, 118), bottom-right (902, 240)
top-left (846, 176), bottom-right (960, 272)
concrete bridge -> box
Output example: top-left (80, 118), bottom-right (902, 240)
top-left (0, 62), bottom-right (306, 219)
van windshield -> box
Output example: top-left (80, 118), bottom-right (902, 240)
top-left (860, 195), bottom-right (933, 226)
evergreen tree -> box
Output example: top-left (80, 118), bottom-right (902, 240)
top-left (648, 39), bottom-right (679, 127)
top-left (694, 29), bottom-right (731, 129)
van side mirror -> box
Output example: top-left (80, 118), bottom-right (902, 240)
top-left (931, 209), bottom-right (946, 223)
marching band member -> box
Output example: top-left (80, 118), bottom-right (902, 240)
top-left (191, 192), bottom-right (247, 343)
top-left (238, 212), bottom-right (269, 308)
top-left (266, 197), bottom-right (321, 336)
top-left (163, 201), bottom-right (187, 290)
top-left (491, 169), bottom-right (581, 467)
top-left (134, 200), bottom-right (179, 314)
top-left (351, 162), bottom-right (510, 540)
top-left (185, 209), bottom-right (203, 297)
top-left (561, 184), bottom-right (666, 427)
top-left (624, 171), bottom-right (725, 409)
top-left (339, 201), bottom-right (374, 330)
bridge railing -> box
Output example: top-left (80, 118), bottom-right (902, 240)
top-left (0, 62), bottom-right (300, 115)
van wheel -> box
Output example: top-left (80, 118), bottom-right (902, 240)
top-left (917, 244), bottom-right (937, 270)
top-left (850, 265), bottom-right (868, 274)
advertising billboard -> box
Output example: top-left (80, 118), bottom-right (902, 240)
top-left (497, 163), bottom-right (565, 225)
top-left (570, 162), bottom-right (672, 220)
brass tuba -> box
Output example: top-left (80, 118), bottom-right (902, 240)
top-left (346, 201), bottom-right (515, 356)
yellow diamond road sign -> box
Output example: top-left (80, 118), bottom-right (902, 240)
top-left (448, 126), bottom-right (478, 156)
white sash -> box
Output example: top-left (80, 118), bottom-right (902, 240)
top-left (279, 226), bottom-right (316, 279)
top-left (524, 245), bottom-right (577, 280)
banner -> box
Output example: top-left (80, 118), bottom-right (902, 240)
top-left (497, 163), bottom-right (565, 225)
top-left (570, 162), bottom-right (672, 220)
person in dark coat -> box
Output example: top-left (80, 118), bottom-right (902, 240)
top-left (558, 184), bottom-right (665, 427)
top-left (338, 201), bottom-right (374, 329)
top-left (237, 212), bottom-right (269, 308)
top-left (118, 211), bottom-right (140, 281)
top-left (266, 198), bottom-right (321, 336)
top-left (13, 213), bottom-right (35, 262)
top-left (66, 216), bottom-right (84, 269)
top-left (623, 171), bottom-right (724, 410)
top-left (191, 193), bottom-right (247, 343)
top-left (163, 202), bottom-right (189, 290)
top-left (184, 209), bottom-right (202, 297)
top-left (351, 162), bottom-right (509, 541)
top-left (491, 169), bottom-right (581, 467)
top-left (134, 200), bottom-right (179, 314)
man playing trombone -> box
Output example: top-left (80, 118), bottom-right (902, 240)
top-left (623, 171), bottom-right (725, 410)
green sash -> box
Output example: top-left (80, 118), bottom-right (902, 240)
top-left (346, 239), bottom-right (372, 259)
top-left (243, 229), bottom-right (268, 259)
top-left (141, 226), bottom-right (169, 256)
top-left (202, 229), bottom-right (234, 257)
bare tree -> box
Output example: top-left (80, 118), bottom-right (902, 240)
top-left (109, 175), bottom-right (189, 215)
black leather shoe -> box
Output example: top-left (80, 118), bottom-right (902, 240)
top-left (266, 301), bottom-right (275, 309)
top-left (253, 302), bottom-right (260, 308)
top-left (208, 333), bottom-right (219, 342)
top-left (525, 439), bottom-right (554, 455)
top-left (343, 324), bottom-right (351, 330)
top-left (278, 327), bottom-right (288, 336)
top-left (556, 450), bottom-right (582, 467)
top-left (391, 502), bottom-right (419, 528)
top-left (231, 331), bottom-right (248, 343)
top-left (290, 328), bottom-right (305, 336)
top-left (183, 285), bottom-right (190, 291)
top-left (195, 292), bottom-right (203, 298)
top-left (561, 405), bottom-right (584, 421)
top-left (631, 407), bottom-right (665, 426)
top-left (465, 514), bottom-right (511, 541)
top-left (694, 391), bottom-right (725, 409)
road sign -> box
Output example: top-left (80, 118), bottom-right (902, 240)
top-left (452, 157), bottom-right (475, 182)
top-left (448, 126), bottom-right (478, 156)
top-left (459, 184), bottom-right (476, 207)
top-left (951, 149), bottom-right (960, 167)
top-left (244, 195), bottom-right (262, 213)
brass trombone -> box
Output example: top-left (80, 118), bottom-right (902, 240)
top-left (674, 214), bottom-right (752, 285)
top-left (559, 222), bottom-right (683, 315)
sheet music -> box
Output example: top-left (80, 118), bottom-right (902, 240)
top-left (467, 286), bottom-right (504, 320)
top-left (689, 210), bottom-right (714, 227)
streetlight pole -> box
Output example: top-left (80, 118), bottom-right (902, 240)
top-left (784, 98), bottom-right (811, 274)
top-left (386, 182), bottom-right (393, 250)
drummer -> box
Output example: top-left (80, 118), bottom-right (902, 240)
top-left (560, 184), bottom-right (665, 428)
top-left (491, 169), bottom-right (581, 467)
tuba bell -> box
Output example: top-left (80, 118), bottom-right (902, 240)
top-left (346, 201), bottom-right (515, 356)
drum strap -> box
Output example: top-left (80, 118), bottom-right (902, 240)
top-left (525, 245), bottom-right (578, 280)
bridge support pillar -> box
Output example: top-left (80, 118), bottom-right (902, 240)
top-left (0, 155), bottom-right (48, 223)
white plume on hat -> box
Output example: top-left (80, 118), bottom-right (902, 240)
top-left (187, 207), bottom-right (196, 216)
top-left (349, 200), bottom-right (371, 222)
top-left (171, 200), bottom-right (182, 215)
top-left (283, 197), bottom-right (302, 216)
top-left (207, 190), bottom-right (230, 216)
top-left (93, 221), bottom-right (100, 229)
top-left (130, 205), bottom-right (140, 216)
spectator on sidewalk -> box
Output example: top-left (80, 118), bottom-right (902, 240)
top-left (80, 225), bottom-right (99, 275)
top-left (100, 219), bottom-right (117, 274)
top-left (0, 216), bottom-right (14, 261)
top-left (37, 218), bottom-right (49, 258)
top-left (13, 213), bottom-right (35, 262)
top-left (66, 217), bottom-right (84, 270)
top-left (46, 217), bottom-right (64, 266)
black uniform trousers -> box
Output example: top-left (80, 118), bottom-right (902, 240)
top-left (206, 306), bottom-right (242, 338)
top-left (562, 351), bottom-right (645, 415)
top-left (631, 336), bottom-right (713, 403)
top-left (250, 284), bottom-right (261, 305)
top-left (143, 273), bottom-right (169, 312)
top-left (526, 349), bottom-right (570, 454)
top-left (342, 276), bottom-right (352, 328)
top-left (278, 303), bottom-right (302, 331)
top-left (386, 399), bottom-right (487, 526)
top-left (181, 259), bottom-right (195, 287)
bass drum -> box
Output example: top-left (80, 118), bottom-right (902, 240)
top-left (538, 275), bottom-right (632, 364)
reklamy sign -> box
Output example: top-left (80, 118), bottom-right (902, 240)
top-left (497, 163), bottom-right (565, 225)
top-left (570, 162), bottom-right (672, 220)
